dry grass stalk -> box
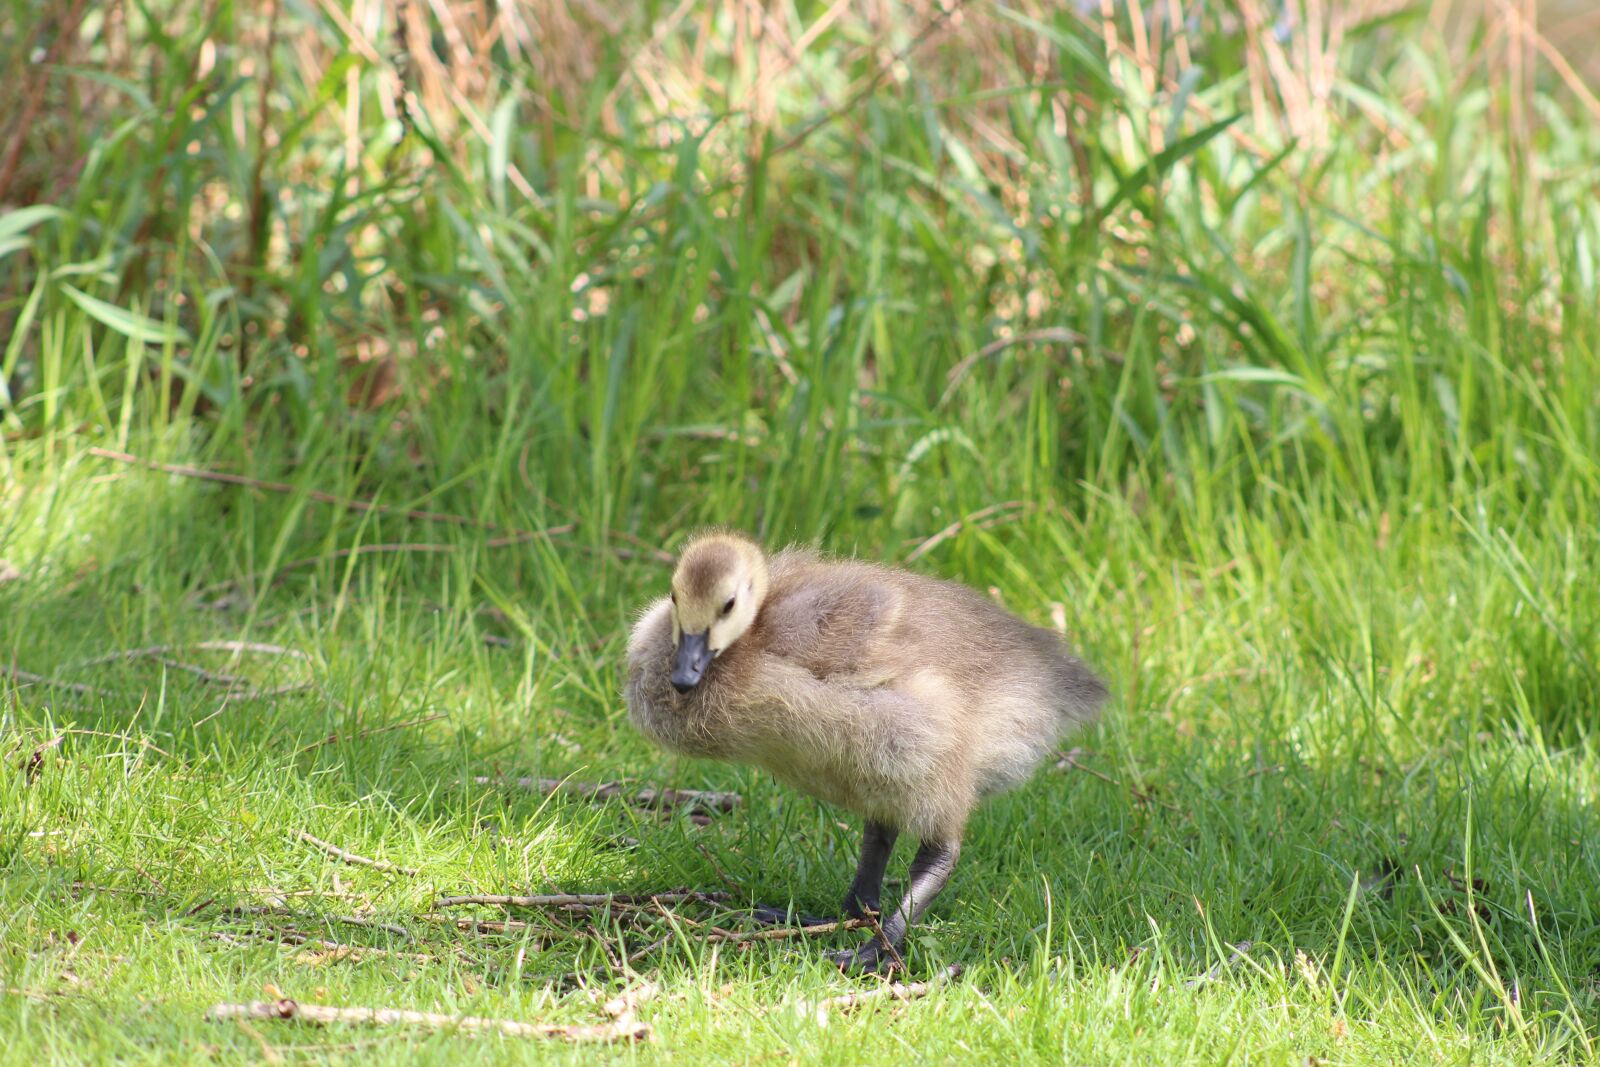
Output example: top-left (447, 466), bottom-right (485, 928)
top-left (296, 831), bottom-right (420, 877)
top-left (205, 999), bottom-right (650, 1042)
top-left (472, 775), bottom-right (741, 815)
top-left (434, 890), bottom-right (725, 909)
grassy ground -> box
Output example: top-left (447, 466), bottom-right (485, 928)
top-left (3, 0), bottom-right (1600, 1062)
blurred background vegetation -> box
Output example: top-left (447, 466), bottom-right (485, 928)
top-left (2, 1), bottom-right (1599, 1059)
top-left (3, 0), bottom-right (1597, 734)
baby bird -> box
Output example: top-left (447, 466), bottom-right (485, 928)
top-left (625, 530), bottom-right (1106, 972)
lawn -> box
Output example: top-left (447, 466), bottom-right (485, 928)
top-left (2, 0), bottom-right (1599, 1063)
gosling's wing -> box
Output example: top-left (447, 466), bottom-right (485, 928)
top-left (760, 564), bottom-right (900, 680)
top-left (625, 598), bottom-right (673, 677)
top-left (624, 597), bottom-right (675, 726)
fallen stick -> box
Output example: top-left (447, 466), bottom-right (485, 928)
top-left (220, 681), bottom-right (315, 702)
top-left (195, 640), bottom-right (310, 659)
top-left (1, 666), bottom-right (119, 699)
top-left (296, 831), bottom-right (419, 877)
top-left (709, 918), bottom-right (870, 943)
top-left (550, 934), bottom-right (675, 987)
top-left (5, 660), bottom-right (306, 707)
top-left (87, 447), bottom-right (535, 535)
top-left (859, 910), bottom-right (905, 972)
top-left (151, 658), bottom-right (253, 688)
top-left (204, 1000), bottom-right (650, 1042)
top-left (216, 906), bottom-right (408, 939)
top-left (75, 641), bottom-right (311, 666)
top-left (329, 915), bottom-right (410, 939)
top-left (189, 683), bottom-right (316, 729)
top-left (434, 890), bottom-right (725, 909)
top-left (205, 534), bottom-right (570, 601)
top-left (55, 729), bottom-right (176, 760)
top-left (421, 914), bottom-right (541, 935)
top-left (1054, 748), bottom-right (1180, 812)
top-left (289, 939), bottom-right (435, 965)
top-left (817, 964), bottom-right (964, 1012)
top-left (473, 776), bottom-right (741, 815)
top-left (70, 881), bottom-right (165, 898)
top-left (210, 929), bottom-right (435, 964)
top-left (297, 713), bottom-right (449, 754)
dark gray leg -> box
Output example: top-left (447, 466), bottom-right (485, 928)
top-left (751, 821), bottom-right (898, 928)
top-left (842, 821), bottom-right (898, 919)
top-left (833, 838), bottom-right (960, 973)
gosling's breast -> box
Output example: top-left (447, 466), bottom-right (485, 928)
top-left (625, 653), bottom-right (745, 760)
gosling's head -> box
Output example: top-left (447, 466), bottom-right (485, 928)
top-left (668, 532), bottom-right (769, 693)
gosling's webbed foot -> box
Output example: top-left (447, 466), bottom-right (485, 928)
top-left (749, 904), bottom-right (831, 928)
top-left (829, 939), bottom-right (901, 975)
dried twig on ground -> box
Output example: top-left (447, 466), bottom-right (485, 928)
top-left (70, 881), bottom-right (165, 898)
top-left (216, 906), bottom-right (409, 940)
top-left (1, 666), bottom-right (119, 699)
top-left (329, 915), bottom-right (409, 939)
top-left (75, 640), bottom-right (310, 666)
top-left (565, 542), bottom-right (676, 566)
top-left (210, 929), bottom-right (434, 964)
top-left (72, 640), bottom-right (315, 704)
top-left (63, 728), bottom-right (178, 760)
top-left (221, 681), bottom-right (315, 701)
top-left (434, 890), bottom-right (724, 909)
top-left (473, 776), bottom-right (741, 815)
top-left (550, 933), bottom-right (675, 988)
top-left (859, 910), bottom-right (906, 972)
top-left (421, 914), bottom-right (542, 935)
top-left (275, 534), bottom-right (550, 569)
top-left (291, 938), bottom-right (434, 964)
top-left (210, 534), bottom-right (570, 599)
top-left (297, 713), bottom-right (448, 754)
top-left (551, 908), bottom-right (869, 987)
top-left (87, 447), bottom-right (531, 534)
top-left (204, 1000), bottom-right (650, 1042)
top-left (192, 640), bottom-right (312, 660)
top-left (1054, 748), bottom-right (1179, 812)
top-left (815, 964), bottom-right (964, 1013)
top-left (150, 658), bottom-right (253, 687)
top-left (709, 918), bottom-right (870, 944)
top-left (7, 654), bottom-right (308, 709)
top-left (622, 934), bottom-right (672, 966)
top-left (296, 832), bottom-right (419, 877)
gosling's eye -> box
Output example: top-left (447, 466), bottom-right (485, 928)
top-left (721, 596), bottom-right (736, 616)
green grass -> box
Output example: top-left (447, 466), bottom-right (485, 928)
top-left (3, 0), bottom-right (1600, 1062)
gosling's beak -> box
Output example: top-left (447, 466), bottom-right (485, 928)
top-left (671, 630), bottom-right (712, 693)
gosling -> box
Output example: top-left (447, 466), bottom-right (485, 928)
top-left (624, 530), bottom-right (1107, 972)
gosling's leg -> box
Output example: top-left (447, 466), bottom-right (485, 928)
top-left (749, 821), bottom-right (898, 928)
top-left (842, 821), bottom-right (899, 919)
top-left (833, 838), bottom-right (959, 974)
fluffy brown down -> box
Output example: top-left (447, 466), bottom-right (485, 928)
top-left (625, 534), bottom-right (1106, 842)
